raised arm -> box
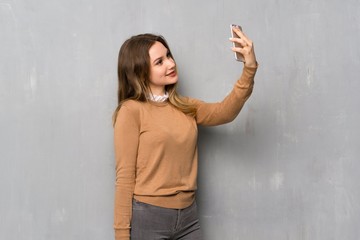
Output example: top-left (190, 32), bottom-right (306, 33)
top-left (190, 64), bottom-right (257, 126)
top-left (190, 27), bottom-right (258, 126)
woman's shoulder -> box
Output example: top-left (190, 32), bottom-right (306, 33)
top-left (183, 96), bottom-right (204, 106)
top-left (118, 99), bottom-right (145, 116)
top-left (121, 99), bottom-right (143, 108)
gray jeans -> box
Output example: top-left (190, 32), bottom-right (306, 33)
top-left (131, 199), bottom-right (203, 240)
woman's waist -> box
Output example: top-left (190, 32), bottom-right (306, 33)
top-left (133, 190), bottom-right (196, 209)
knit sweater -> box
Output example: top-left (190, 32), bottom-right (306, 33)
top-left (113, 65), bottom-right (257, 240)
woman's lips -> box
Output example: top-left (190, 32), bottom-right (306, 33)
top-left (167, 71), bottom-right (177, 77)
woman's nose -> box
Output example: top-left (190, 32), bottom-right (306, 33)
top-left (167, 58), bottom-right (175, 68)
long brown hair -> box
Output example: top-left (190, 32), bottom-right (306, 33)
top-left (112, 33), bottom-right (196, 125)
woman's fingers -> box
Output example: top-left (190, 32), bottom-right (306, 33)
top-left (232, 26), bottom-right (252, 46)
top-left (230, 26), bottom-right (257, 67)
top-left (230, 37), bottom-right (248, 48)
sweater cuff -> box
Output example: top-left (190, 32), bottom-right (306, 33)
top-left (244, 61), bottom-right (258, 73)
top-left (244, 61), bottom-right (259, 70)
top-left (236, 62), bottom-right (258, 88)
top-left (115, 229), bottom-right (130, 240)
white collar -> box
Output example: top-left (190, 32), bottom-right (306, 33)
top-left (148, 92), bottom-right (169, 102)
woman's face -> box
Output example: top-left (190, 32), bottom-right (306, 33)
top-left (148, 41), bottom-right (178, 95)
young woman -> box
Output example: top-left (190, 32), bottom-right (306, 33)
top-left (113, 26), bottom-right (257, 240)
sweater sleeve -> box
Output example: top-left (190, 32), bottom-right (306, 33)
top-left (113, 102), bottom-right (140, 240)
top-left (190, 64), bottom-right (258, 126)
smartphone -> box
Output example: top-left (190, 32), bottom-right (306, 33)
top-left (230, 24), bottom-right (245, 62)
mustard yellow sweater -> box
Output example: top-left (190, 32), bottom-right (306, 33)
top-left (113, 65), bottom-right (257, 240)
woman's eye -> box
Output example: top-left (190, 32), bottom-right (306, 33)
top-left (156, 59), bottom-right (163, 65)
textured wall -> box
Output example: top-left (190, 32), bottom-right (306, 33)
top-left (1, 0), bottom-right (359, 239)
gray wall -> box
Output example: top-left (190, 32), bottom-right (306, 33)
top-left (1, 0), bottom-right (359, 239)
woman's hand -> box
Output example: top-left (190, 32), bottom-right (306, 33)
top-left (230, 26), bottom-right (257, 68)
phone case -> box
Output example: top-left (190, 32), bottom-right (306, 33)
top-left (230, 24), bottom-right (245, 62)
